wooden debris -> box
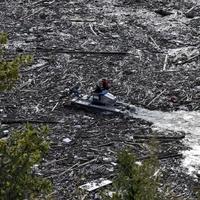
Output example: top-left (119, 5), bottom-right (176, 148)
top-left (36, 47), bottom-right (128, 55)
top-left (141, 153), bottom-right (183, 160)
top-left (0, 0), bottom-right (199, 199)
top-left (163, 54), bottom-right (168, 71)
top-left (147, 89), bottom-right (166, 106)
top-left (1, 118), bottom-right (59, 124)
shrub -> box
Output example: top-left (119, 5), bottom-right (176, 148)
top-left (0, 124), bottom-right (52, 199)
top-left (0, 33), bottom-right (51, 199)
top-left (107, 149), bottom-right (161, 200)
top-left (0, 32), bottom-right (32, 91)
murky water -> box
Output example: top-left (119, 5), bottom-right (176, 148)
top-left (130, 107), bottom-right (200, 176)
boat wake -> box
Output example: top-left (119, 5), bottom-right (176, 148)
top-left (130, 107), bottom-right (200, 176)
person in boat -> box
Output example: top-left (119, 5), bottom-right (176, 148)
top-left (94, 78), bottom-right (111, 93)
top-left (69, 82), bottom-right (81, 97)
top-left (93, 78), bottom-right (111, 104)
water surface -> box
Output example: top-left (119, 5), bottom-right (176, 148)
top-left (131, 107), bottom-right (200, 176)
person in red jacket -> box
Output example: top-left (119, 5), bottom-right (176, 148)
top-left (94, 78), bottom-right (111, 93)
top-left (93, 78), bottom-right (111, 104)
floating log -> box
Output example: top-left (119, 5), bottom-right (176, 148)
top-left (1, 118), bottom-right (59, 124)
top-left (133, 135), bottom-right (185, 140)
top-left (141, 153), bottom-right (182, 160)
top-left (36, 47), bottom-right (128, 55)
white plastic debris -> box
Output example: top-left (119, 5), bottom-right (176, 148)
top-left (74, 125), bottom-right (81, 129)
top-left (153, 169), bottom-right (160, 177)
top-left (135, 161), bottom-right (142, 166)
top-left (79, 178), bottom-right (112, 192)
top-left (32, 164), bottom-right (42, 175)
top-left (103, 157), bottom-right (113, 162)
top-left (3, 130), bottom-right (9, 134)
top-left (107, 191), bottom-right (116, 198)
top-left (107, 167), bottom-right (114, 172)
top-left (63, 138), bottom-right (72, 143)
top-left (111, 162), bottom-right (117, 166)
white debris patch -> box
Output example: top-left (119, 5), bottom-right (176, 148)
top-left (79, 178), bottom-right (112, 192)
top-left (63, 138), bottom-right (72, 143)
top-left (3, 130), bottom-right (9, 134)
top-left (135, 161), bottom-right (142, 166)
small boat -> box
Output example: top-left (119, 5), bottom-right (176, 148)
top-left (69, 91), bottom-right (136, 115)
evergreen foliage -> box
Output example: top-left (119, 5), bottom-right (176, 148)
top-left (0, 124), bottom-right (52, 199)
top-left (108, 149), bottom-right (161, 200)
top-left (0, 33), bottom-right (52, 199)
top-left (0, 32), bottom-right (32, 91)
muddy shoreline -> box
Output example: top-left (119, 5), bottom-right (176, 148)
top-left (0, 0), bottom-right (200, 199)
